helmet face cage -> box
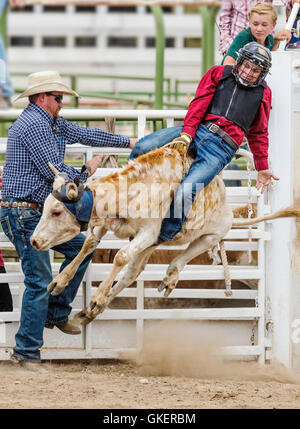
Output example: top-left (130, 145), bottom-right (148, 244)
top-left (233, 43), bottom-right (272, 87)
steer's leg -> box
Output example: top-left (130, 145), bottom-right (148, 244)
top-left (48, 227), bottom-right (106, 296)
top-left (75, 245), bottom-right (156, 324)
top-left (158, 233), bottom-right (223, 297)
top-left (77, 228), bottom-right (158, 322)
top-left (107, 246), bottom-right (156, 304)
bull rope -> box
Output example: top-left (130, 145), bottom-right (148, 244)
top-left (101, 117), bottom-right (119, 168)
top-left (219, 240), bottom-right (232, 297)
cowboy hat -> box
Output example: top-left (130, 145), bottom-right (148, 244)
top-left (13, 70), bottom-right (80, 102)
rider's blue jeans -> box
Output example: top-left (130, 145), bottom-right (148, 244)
top-left (0, 203), bottom-right (93, 362)
top-left (129, 124), bottom-right (236, 241)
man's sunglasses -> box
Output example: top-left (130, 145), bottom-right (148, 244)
top-left (46, 92), bottom-right (63, 104)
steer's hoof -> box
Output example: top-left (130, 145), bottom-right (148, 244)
top-left (164, 287), bottom-right (173, 298)
top-left (89, 301), bottom-right (106, 318)
top-left (74, 308), bottom-right (95, 326)
top-left (47, 282), bottom-right (65, 296)
top-left (157, 282), bottom-right (173, 297)
top-left (157, 281), bottom-right (167, 293)
top-left (47, 282), bottom-right (55, 292)
top-left (74, 301), bottom-right (106, 325)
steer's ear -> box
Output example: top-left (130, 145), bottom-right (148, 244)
top-left (65, 182), bottom-right (79, 201)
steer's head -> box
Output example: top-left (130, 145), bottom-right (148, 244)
top-left (31, 163), bottom-right (92, 251)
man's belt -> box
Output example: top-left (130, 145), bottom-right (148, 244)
top-left (204, 122), bottom-right (239, 152)
top-left (0, 201), bottom-right (42, 210)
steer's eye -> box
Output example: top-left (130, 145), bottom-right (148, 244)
top-left (51, 211), bottom-right (61, 217)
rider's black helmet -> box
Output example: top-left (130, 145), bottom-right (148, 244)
top-left (232, 42), bottom-right (272, 87)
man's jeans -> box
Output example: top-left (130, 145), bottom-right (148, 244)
top-left (0, 204), bottom-right (93, 362)
top-left (129, 124), bottom-right (236, 241)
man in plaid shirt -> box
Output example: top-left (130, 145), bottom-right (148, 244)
top-left (0, 70), bottom-right (137, 369)
top-left (218, 0), bottom-right (298, 55)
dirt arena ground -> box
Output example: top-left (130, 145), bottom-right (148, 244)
top-left (1, 322), bottom-right (300, 409)
top-left (2, 359), bottom-right (300, 409)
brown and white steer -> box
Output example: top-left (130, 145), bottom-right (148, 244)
top-left (30, 144), bottom-right (300, 325)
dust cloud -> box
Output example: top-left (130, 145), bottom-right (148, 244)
top-left (132, 320), bottom-right (300, 384)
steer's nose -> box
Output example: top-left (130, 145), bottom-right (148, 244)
top-left (30, 237), bottom-right (40, 250)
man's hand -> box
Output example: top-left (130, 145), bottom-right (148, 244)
top-left (256, 169), bottom-right (279, 194)
top-left (273, 29), bottom-right (292, 49)
top-left (9, 0), bottom-right (26, 8)
top-left (274, 29), bottom-right (292, 43)
top-left (85, 155), bottom-right (104, 177)
top-left (129, 138), bottom-right (138, 149)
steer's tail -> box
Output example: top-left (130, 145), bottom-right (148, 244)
top-left (232, 207), bottom-right (300, 226)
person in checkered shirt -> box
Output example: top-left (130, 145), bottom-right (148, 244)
top-left (0, 70), bottom-right (137, 369)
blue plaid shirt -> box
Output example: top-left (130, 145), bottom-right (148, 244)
top-left (2, 103), bottom-right (130, 203)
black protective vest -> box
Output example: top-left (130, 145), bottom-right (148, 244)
top-left (206, 66), bottom-right (267, 132)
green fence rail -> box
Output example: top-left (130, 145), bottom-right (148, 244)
top-left (12, 71), bottom-right (173, 108)
top-left (12, 72), bottom-right (201, 110)
top-left (174, 79), bottom-right (198, 102)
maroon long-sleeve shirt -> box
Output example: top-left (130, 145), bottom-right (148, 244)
top-left (182, 65), bottom-right (272, 171)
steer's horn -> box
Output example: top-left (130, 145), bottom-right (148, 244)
top-left (50, 162), bottom-right (69, 192)
top-left (48, 162), bottom-right (60, 176)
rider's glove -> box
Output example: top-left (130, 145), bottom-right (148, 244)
top-left (170, 133), bottom-right (192, 153)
